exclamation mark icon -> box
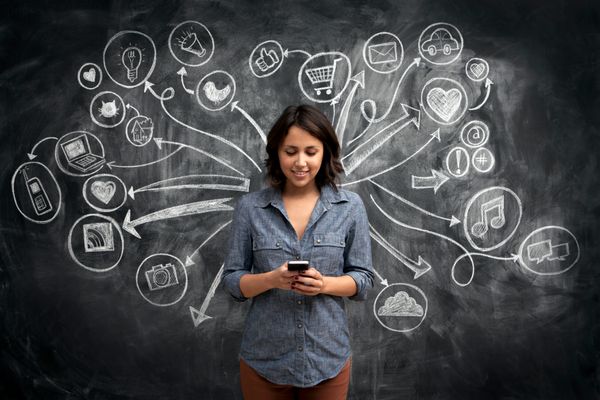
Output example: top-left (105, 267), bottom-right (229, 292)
top-left (456, 149), bottom-right (462, 175)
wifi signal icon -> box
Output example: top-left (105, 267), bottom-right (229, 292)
top-left (83, 222), bottom-right (115, 253)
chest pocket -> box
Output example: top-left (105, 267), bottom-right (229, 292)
top-left (310, 233), bottom-right (346, 275)
top-left (252, 235), bottom-right (285, 272)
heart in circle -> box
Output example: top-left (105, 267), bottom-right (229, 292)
top-left (91, 180), bottom-right (116, 204)
top-left (83, 68), bottom-right (96, 82)
top-left (426, 87), bottom-right (462, 122)
top-left (469, 63), bottom-right (485, 78)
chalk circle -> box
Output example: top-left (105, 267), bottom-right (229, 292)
top-left (465, 58), bottom-right (489, 82)
top-left (418, 22), bottom-right (464, 65)
top-left (249, 40), bottom-right (285, 78)
top-left (298, 52), bottom-right (351, 104)
top-left (195, 70), bottom-right (236, 112)
top-left (362, 31), bottom-right (404, 74)
top-left (420, 77), bottom-right (468, 126)
top-left (460, 120), bottom-right (489, 148)
top-left (11, 161), bottom-right (62, 224)
top-left (77, 62), bottom-right (102, 90)
top-left (168, 20), bottom-right (215, 67)
top-left (125, 115), bottom-right (153, 147)
top-left (373, 283), bottom-right (428, 333)
top-left (55, 131), bottom-right (106, 177)
top-left (90, 91), bottom-right (126, 128)
top-left (136, 253), bottom-right (189, 307)
top-left (518, 226), bottom-right (580, 276)
top-left (82, 173), bottom-right (127, 213)
top-left (68, 214), bottom-right (124, 273)
top-left (471, 147), bottom-right (495, 173)
top-left (103, 30), bottom-right (157, 89)
top-left (463, 186), bottom-right (523, 252)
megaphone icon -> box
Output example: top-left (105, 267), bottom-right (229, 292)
top-left (180, 32), bottom-right (206, 58)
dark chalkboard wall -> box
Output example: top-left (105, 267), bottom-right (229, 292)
top-left (1, 0), bottom-right (599, 398)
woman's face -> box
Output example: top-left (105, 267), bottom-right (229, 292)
top-left (278, 125), bottom-right (324, 192)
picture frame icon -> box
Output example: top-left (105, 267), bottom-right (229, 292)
top-left (368, 42), bottom-right (397, 65)
top-left (146, 263), bottom-right (180, 291)
top-left (83, 222), bottom-right (115, 253)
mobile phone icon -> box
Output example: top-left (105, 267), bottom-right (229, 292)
top-left (22, 168), bottom-right (53, 216)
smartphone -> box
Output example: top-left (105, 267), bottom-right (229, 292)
top-left (23, 168), bottom-right (53, 216)
top-left (288, 260), bottom-right (309, 272)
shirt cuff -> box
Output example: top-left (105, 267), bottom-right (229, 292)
top-left (223, 270), bottom-right (251, 302)
top-left (345, 271), bottom-right (369, 301)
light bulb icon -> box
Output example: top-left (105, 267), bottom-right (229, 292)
top-left (122, 46), bottom-right (142, 83)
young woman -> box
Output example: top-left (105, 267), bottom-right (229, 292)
top-left (222, 104), bottom-right (374, 400)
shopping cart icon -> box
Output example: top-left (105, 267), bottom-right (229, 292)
top-left (304, 58), bottom-right (343, 95)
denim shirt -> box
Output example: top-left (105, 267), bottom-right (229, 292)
top-left (222, 184), bottom-right (374, 387)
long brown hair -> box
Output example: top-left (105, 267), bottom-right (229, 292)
top-left (265, 105), bottom-right (344, 191)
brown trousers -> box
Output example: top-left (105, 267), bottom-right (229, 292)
top-left (239, 358), bottom-right (351, 400)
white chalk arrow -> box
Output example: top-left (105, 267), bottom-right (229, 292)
top-left (186, 220), bottom-right (232, 266)
top-left (190, 263), bottom-right (225, 327)
top-left (177, 67), bottom-right (194, 95)
top-left (335, 70), bottom-right (365, 146)
top-left (469, 78), bottom-right (493, 111)
top-left (125, 103), bottom-right (140, 116)
top-left (342, 104), bottom-right (420, 175)
top-left (231, 101), bottom-right (266, 144)
top-left (411, 169), bottom-right (450, 194)
top-left (128, 175), bottom-right (249, 200)
top-left (106, 146), bottom-right (184, 170)
top-left (144, 81), bottom-right (175, 101)
top-left (153, 138), bottom-right (244, 176)
top-left (283, 49), bottom-right (311, 58)
top-left (370, 224), bottom-right (432, 279)
top-left (28, 136), bottom-right (58, 160)
top-left (372, 267), bottom-right (389, 287)
top-left (122, 198), bottom-right (233, 239)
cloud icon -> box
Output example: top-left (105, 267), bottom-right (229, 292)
top-left (377, 291), bottom-right (424, 317)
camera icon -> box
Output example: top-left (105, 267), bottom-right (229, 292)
top-left (145, 263), bottom-right (179, 291)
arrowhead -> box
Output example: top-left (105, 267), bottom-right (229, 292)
top-left (381, 279), bottom-right (389, 287)
top-left (185, 256), bottom-right (195, 267)
top-left (153, 137), bottom-right (163, 150)
top-left (27, 153), bottom-right (36, 160)
top-left (330, 98), bottom-right (339, 106)
top-left (511, 253), bottom-right (520, 263)
top-left (413, 256), bottom-right (432, 279)
top-left (485, 78), bottom-right (493, 87)
top-left (230, 100), bottom-right (239, 112)
top-left (143, 81), bottom-right (154, 93)
top-left (106, 161), bottom-right (115, 170)
top-left (414, 57), bottom-right (421, 67)
top-left (283, 49), bottom-right (289, 58)
top-left (449, 216), bottom-right (461, 227)
top-left (350, 70), bottom-right (365, 89)
top-left (401, 103), bottom-right (420, 129)
top-left (177, 67), bottom-right (187, 76)
top-left (431, 169), bottom-right (449, 193)
top-left (122, 210), bottom-right (141, 239)
top-left (125, 103), bottom-right (131, 109)
top-left (430, 128), bottom-right (441, 141)
top-left (128, 186), bottom-right (135, 200)
top-left (189, 306), bottom-right (212, 327)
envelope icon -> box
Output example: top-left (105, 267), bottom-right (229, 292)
top-left (368, 42), bottom-right (397, 65)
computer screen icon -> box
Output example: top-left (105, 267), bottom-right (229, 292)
top-left (60, 134), bottom-right (105, 173)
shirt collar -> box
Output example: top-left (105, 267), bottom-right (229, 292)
top-left (255, 184), bottom-right (348, 209)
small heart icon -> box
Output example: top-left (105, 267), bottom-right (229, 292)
top-left (426, 87), bottom-right (462, 122)
top-left (83, 68), bottom-right (96, 82)
top-left (469, 63), bottom-right (485, 78)
top-left (91, 180), bottom-right (116, 204)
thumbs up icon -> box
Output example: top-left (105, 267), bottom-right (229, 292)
top-left (255, 47), bottom-right (280, 72)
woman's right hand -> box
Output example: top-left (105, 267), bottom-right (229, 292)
top-left (268, 262), bottom-right (299, 290)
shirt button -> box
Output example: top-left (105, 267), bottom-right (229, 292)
top-left (297, 323), bottom-right (303, 328)
top-left (316, 239), bottom-right (321, 243)
top-left (295, 255), bottom-right (300, 260)
top-left (297, 346), bottom-right (303, 352)
top-left (340, 241), bottom-right (344, 245)
top-left (297, 300), bottom-right (302, 305)
top-left (276, 242), bottom-right (281, 247)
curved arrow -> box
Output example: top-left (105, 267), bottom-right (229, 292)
top-left (123, 198), bottom-right (233, 239)
top-left (28, 136), bottom-right (58, 160)
top-left (130, 175), bottom-right (249, 200)
top-left (369, 178), bottom-right (460, 227)
top-left (125, 103), bottom-right (140, 116)
top-left (370, 194), bottom-right (476, 287)
top-left (342, 128), bottom-right (440, 186)
top-left (107, 145), bottom-right (184, 170)
top-left (144, 81), bottom-right (175, 101)
top-left (283, 49), bottom-right (312, 58)
top-left (335, 71), bottom-right (365, 146)
top-left (370, 224), bottom-right (432, 279)
top-left (469, 78), bottom-right (493, 111)
top-left (159, 90), bottom-right (262, 172)
top-left (190, 263), bottom-right (225, 327)
top-left (231, 101), bottom-right (266, 144)
top-left (411, 169), bottom-right (450, 194)
top-left (360, 57), bottom-right (421, 124)
top-left (185, 220), bottom-right (232, 266)
top-left (177, 67), bottom-right (194, 95)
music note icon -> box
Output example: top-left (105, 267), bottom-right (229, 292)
top-left (471, 196), bottom-right (506, 238)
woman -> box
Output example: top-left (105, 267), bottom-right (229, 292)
top-left (222, 104), bottom-right (374, 400)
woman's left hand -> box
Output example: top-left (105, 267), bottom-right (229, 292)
top-left (291, 267), bottom-right (326, 296)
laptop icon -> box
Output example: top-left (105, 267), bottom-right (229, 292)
top-left (60, 134), bottom-right (106, 173)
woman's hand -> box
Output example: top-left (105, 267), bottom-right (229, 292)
top-left (268, 262), bottom-right (299, 291)
top-left (291, 267), bottom-right (325, 296)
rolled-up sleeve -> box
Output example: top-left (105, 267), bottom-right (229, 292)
top-left (221, 196), bottom-right (252, 302)
top-left (344, 195), bottom-right (374, 301)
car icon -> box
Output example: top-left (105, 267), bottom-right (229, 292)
top-left (421, 28), bottom-right (459, 56)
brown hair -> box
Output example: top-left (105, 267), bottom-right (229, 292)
top-left (265, 105), bottom-right (344, 191)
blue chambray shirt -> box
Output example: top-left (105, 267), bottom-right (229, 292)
top-left (222, 184), bottom-right (374, 387)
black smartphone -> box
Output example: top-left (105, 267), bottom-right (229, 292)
top-left (288, 260), bottom-right (309, 272)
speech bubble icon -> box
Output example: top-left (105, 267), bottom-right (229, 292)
top-left (527, 240), bottom-right (552, 264)
top-left (549, 242), bottom-right (570, 261)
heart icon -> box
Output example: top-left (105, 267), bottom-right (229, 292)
top-left (469, 63), bottom-right (485, 78)
top-left (426, 87), bottom-right (462, 122)
top-left (83, 68), bottom-right (96, 82)
top-left (91, 180), bottom-right (116, 204)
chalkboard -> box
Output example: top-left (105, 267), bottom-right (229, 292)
top-left (1, 0), bottom-right (599, 398)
